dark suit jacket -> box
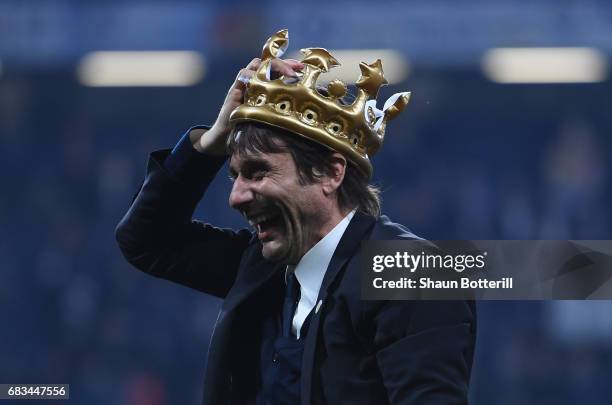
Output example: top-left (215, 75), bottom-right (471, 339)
top-left (116, 149), bottom-right (477, 405)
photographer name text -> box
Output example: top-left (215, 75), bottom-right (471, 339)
top-left (371, 251), bottom-right (513, 290)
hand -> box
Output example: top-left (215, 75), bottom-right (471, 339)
top-left (192, 58), bottom-right (304, 156)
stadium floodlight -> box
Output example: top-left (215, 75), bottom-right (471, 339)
top-left (288, 49), bottom-right (409, 85)
top-left (482, 47), bottom-right (608, 84)
top-left (77, 51), bottom-right (205, 87)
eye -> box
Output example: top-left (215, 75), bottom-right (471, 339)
top-left (350, 134), bottom-right (360, 146)
top-left (250, 170), bottom-right (267, 181)
top-left (255, 94), bottom-right (267, 106)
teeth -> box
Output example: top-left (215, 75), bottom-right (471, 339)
top-left (247, 213), bottom-right (274, 227)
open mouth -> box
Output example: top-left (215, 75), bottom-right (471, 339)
top-left (247, 210), bottom-right (284, 241)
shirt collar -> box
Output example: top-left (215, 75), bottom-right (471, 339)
top-left (287, 209), bottom-right (356, 308)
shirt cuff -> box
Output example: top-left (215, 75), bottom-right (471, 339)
top-left (163, 125), bottom-right (227, 187)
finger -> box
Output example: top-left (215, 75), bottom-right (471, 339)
top-left (235, 68), bottom-right (254, 86)
top-left (236, 68), bottom-right (255, 81)
top-left (245, 57), bottom-right (261, 71)
top-left (270, 58), bottom-right (300, 78)
top-left (284, 59), bottom-right (305, 71)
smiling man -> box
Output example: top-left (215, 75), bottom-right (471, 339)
top-left (116, 30), bottom-right (476, 405)
top-left (226, 121), bottom-right (376, 265)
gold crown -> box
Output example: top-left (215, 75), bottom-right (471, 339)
top-left (229, 29), bottom-right (411, 177)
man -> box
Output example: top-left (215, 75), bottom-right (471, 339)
top-left (116, 30), bottom-right (476, 405)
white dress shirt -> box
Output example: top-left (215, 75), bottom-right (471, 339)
top-left (286, 210), bottom-right (356, 339)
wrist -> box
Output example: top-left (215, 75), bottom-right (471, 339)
top-left (188, 127), bottom-right (208, 152)
top-left (194, 124), bottom-right (228, 156)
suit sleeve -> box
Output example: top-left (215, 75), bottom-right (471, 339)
top-left (373, 300), bottom-right (477, 405)
top-left (115, 128), bottom-right (253, 298)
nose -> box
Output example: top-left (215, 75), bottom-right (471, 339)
top-left (229, 175), bottom-right (255, 209)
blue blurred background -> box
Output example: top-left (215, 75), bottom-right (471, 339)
top-left (1, 0), bottom-right (611, 404)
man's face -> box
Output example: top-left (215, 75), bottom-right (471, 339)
top-left (228, 145), bottom-right (327, 264)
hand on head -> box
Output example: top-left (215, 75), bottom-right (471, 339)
top-left (193, 58), bottom-right (303, 156)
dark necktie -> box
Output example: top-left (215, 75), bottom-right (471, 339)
top-left (282, 271), bottom-right (300, 338)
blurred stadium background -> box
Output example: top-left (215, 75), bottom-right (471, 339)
top-left (1, 0), bottom-right (611, 404)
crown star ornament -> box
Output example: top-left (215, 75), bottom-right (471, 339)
top-left (229, 29), bottom-right (411, 177)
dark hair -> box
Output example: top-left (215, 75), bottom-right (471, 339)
top-left (227, 122), bottom-right (381, 217)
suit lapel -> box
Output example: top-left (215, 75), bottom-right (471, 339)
top-left (301, 212), bottom-right (376, 404)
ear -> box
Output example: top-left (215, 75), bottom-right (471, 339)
top-left (321, 153), bottom-right (347, 196)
